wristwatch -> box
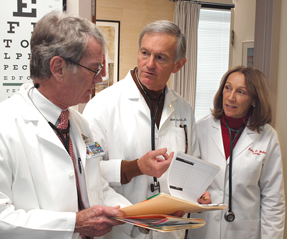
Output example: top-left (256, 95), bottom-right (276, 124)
top-left (139, 227), bottom-right (150, 234)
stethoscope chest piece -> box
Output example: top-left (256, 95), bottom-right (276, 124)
top-left (224, 211), bottom-right (235, 222)
top-left (150, 181), bottom-right (160, 193)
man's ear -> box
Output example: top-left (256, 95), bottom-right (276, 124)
top-left (172, 57), bottom-right (187, 73)
top-left (100, 55), bottom-right (106, 77)
top-left (50, 56), bottom-right (65, 81)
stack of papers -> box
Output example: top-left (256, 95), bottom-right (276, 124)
top-left (115, 214), bottom-right (205, 232)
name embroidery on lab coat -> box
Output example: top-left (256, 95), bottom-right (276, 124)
top-left (170, 118), bottom-right (187, 122)
top-left (248, 147), bottom-right (266, 155)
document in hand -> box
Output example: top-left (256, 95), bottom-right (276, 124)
top-left (115, 214), bottom-right (205, 232)
top-left (120, 192), bottom-right (226, 216)
top-left (117, 153), bottom-right (225, 232)
top-left (166, 152), bottom-right (221, 203)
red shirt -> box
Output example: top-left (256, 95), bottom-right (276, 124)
top-left (221, 114), bottom-right (249, 160)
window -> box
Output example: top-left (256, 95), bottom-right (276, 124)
top-left (194, 9), bottom-right (231, 121)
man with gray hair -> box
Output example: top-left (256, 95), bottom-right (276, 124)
top-left (83, 20), bottom-right (210, 239)
top-left (0, 11), bottom-right (138, 239)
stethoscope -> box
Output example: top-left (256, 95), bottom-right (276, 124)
top-left (224, 119), bottom-right (245, 222)
top-left (135, 70), bottom-right (165, 193)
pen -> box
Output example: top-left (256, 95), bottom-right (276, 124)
top-left (78, 158), bottom-right (82, 174)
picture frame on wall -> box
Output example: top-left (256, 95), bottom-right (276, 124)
top-left (242, 40), bottom-right (254, 67)
top-left (95, 20), bottom-right (120, 94)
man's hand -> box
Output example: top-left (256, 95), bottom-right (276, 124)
top-left (172, 210), bottom-right (185, 217)
top-left (197, 191), bottom-right (211, 204)
top-left (137, 148), bottom-right (174, 178)
top-left (74, 205), bottom-right (125, 237)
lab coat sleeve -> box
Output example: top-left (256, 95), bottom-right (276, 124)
top-left (259, 129), bottom-right (285, 239)
top-left (0, 147), bottom-right (76, 239)
top-left (83, 95), bottom-right (122, 186)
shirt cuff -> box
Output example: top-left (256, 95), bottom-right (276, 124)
top-left (121, 159), bottom-right (143, 184)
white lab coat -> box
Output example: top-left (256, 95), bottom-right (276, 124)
top-left (0, 84), bottom-right (132, 239)
top-left (188, 114), bottom-right (285, 239)
top-left (83, 70), bottom-right (199, 239)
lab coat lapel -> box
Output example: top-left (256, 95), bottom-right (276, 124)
top-left (69, 116), bottom-right (87, 168)
top-left (211, 119), bottom-right (226, 158)
top-left (232, 127), bottom-right (254, 159)
top-left (22, 106), bottom-right (67, 154)
top-left (21, 107), bottom-right (77, 210)
top-left (160, 87), bottom-right (175, 127)
top-left (126, 77), bottom-right (151, 121)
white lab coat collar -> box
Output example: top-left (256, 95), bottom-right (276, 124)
top-left (125, 70), bottom-right (178, 128)
top-left (211, 117), bottom-right (256, 164)
top-left (18, 83), bottom-right (87, 168)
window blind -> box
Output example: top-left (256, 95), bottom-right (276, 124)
top-left (194, 9), bottom-right (231, 121)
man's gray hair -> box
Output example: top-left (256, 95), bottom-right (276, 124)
top-left (30, 10), bottom-right (106, 80)
top-left (138, 20), bottom-right (186, 62)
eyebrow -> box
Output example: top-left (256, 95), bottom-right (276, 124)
top-left (225, 82), bottom-right (247, 90)
top-left (140, 47), bottom-right (169, 59)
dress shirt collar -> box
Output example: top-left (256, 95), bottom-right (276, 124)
top-left (29, 86), bottom-right (66, 125)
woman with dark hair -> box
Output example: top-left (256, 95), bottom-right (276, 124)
top-left (190, 66), bottom-right (285, 239)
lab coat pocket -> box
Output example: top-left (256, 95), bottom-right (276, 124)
top-left (234, 156), bottom-right (262, 186)
top-left (85, 155), bottom-right (103, 205)
top-left (160, 127), bottom-right (186, 153)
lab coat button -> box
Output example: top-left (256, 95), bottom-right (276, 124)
top-left (215, 217), bottom-right (220, 221)
top-left (68, 170), bottom-right (74, 177)
top-left (219, 191), bottom-right (223, 196)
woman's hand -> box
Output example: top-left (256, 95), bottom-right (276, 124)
top-left (197, 191), bottom-right (211, 204)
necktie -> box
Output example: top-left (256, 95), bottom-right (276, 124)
top-left (57, 111), bottom-right (90, 239)
top-left (57, 110), bottom-right (73, 157)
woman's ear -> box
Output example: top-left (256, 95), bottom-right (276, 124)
top-left (172, 57), bottom-right (187, 73)
top-left (50, 56), bottom-right (65, 82)
top-left (252, 99), bottom-right (256, 107)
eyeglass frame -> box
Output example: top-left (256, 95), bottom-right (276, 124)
top-left (65, 58), bottom-right (103, 79)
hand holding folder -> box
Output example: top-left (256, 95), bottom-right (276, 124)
top-left (115, 153), bottom-right (226, 232)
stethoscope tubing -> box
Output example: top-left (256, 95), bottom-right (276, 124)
top-left (225, 119), bottom-right (245, 222)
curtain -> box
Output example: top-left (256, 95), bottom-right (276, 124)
top-left (170, 1), bottom-right (201, 109)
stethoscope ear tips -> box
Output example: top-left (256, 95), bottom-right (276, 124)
top-left (224, 211), bottom-right (235, 222)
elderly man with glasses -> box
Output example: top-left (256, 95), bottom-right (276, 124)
top-left (0, 11), bottom-right (138, 239)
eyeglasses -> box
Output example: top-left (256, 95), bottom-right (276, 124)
top-left (65, 59), bottom-right (103, 79)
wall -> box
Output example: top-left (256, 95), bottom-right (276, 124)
top-left (96, 0), bottom-right (175, 81)
top-left (276, 0), bottom-right (287, 237)
top-left (230, 0), bottom-right (256, 67)
top-left (66, 0), bottom-right (92, 112)
top-left (66, 0), bottom-right (91, 19)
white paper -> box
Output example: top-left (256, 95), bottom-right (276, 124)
top-left (167, 152), bottom-right (220, 202)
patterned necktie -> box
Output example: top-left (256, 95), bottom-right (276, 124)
top-left (57, 110), bottom-right (73, 157)
top-left (57, 111), bottom-right (90, 239)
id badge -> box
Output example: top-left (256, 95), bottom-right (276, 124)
top-left (86, 142), bottom-right (105, 159)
